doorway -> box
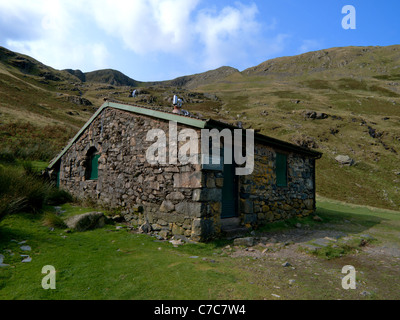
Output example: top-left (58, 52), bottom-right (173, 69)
top-left (221, 149), bottom-right (238, 219)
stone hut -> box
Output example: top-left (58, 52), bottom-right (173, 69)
top-left (48, 101), bottom-right (322, 241)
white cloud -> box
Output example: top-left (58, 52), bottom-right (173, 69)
top-left (195, 2), bottom-right (261, 69)
top-left (88, 0), bottom-right (277, 70)
top-left (0, 0), bottom-right (110, 71)
top-left (0, 0), bottom-right (289, 78)
top-left (87, 0), bottom-right (200, 55)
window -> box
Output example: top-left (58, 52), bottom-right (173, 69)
top-left (86, 148), bottom-right (100, 180)
top-left (276, 152), bottom-right (287, 187)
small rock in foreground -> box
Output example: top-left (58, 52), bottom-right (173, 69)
top-left (233, 237), bottom-right (254, 247)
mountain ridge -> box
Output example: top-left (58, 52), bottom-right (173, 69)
top-left (242, 45), bottom-right (400, 80)
top-left (150, 66), bottom-right (240, 89)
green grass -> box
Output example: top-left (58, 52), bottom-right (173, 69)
top-left (0, 210), bottom-right (249, 300)
top-left (315, 196), bottom-right (400, 242)
top-left (1, 198), bottom-right (400, 300)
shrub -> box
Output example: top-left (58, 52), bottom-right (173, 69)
top-left (0, 195), bottom-right (27, 221)
top-left (42, 212), bottom-right (67, 229)
top-left (22, 161), bottom-right (38, 176)
top-left (46, 188), bottom-right (74, 206)
top-left (0, 163), bottom-right (72, 221)
top-left (0, 149), bottom-right (16, 164)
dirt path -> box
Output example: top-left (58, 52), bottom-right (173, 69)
top-left (221, 223), bottom-right (400, 299)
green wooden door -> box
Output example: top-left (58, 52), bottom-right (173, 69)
top-left (221, 149), bottom-right (238, 219)
top-left (276, 153), bottom-right (287, 187)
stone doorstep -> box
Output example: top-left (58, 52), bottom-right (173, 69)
top-left (223, 227), bottom-right (249, 240)
top-left (220, 218), bottom-right (249, 240)
top-left (220, 217), bottom-right (241, 230)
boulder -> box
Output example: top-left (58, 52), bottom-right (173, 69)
top-left (64, 95), bottom-right (93, 106)
top-left (304, 110), bottom-right (329, 120)
top-left (64, 212), bottom-right (105, 231)
top-left (335, 155), bottom-right (354, 166)
top-left (291, 135), bottom-right (319, 149)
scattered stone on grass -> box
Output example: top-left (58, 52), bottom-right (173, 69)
top-left (64, 212), bottom-right (105, 232)
top-left (0, 254), bottom-right (10, 267)
top-left (269, 237), bottom-right (278, 243)
top-left (233, 237), bottom-right (254, 247)
top-left (360, 234), bottom-right (375, 241)
top-left (4, 249), bottom-right (14, 256)
top-left (312, 215), bottom-right (323, 222)
top-left (169, 239), bottom-right (184, 247)
top-left (335, 155), bottom-right (355, 166)
top-left (21, 255), bottom-right (32, 263)
top-left (20, 245), bottom-right (31, 251)
top-left (311, 238), bottom-right (333, 247)
top-left (300, 244), bottom-right (321, 252)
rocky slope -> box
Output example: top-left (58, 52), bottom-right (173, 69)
top-left (150, 66), bottom-right (239, 89)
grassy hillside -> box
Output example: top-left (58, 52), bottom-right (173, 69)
top-left (151, 66), bottom-right (240, 89)
top-left (0, 45), bottom-right (399, 210)
top-left (84, 69), bottom-right (141, 87)
top-left (0, 49), bottom-right (90, 160)
top-left (189, 46), bottom-right (400, 210)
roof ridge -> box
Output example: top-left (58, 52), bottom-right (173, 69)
top-left (105, 98), bottom-right (205, 121)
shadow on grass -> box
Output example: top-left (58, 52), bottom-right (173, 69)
top-left (0, 213), bottom-right (46, 246)
top-left (315, 206), bottom-right (385, 230)
top-left (254, 201), bottom-right (386, 245)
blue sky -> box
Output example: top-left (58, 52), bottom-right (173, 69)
top-left (0, 0), bottom-right (399, 81)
